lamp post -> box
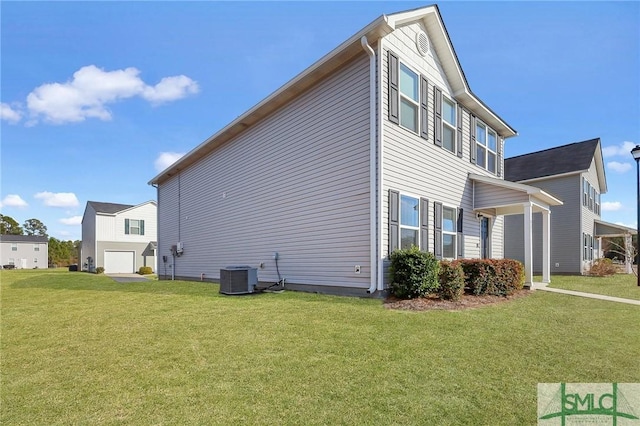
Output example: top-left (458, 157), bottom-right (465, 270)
top-left (631, 145), bottom-right (640, 286)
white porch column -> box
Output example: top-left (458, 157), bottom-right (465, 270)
top-left (523, 202), bottom-right (533, 287)
top-left (542, 208), bottom-right (551, 283)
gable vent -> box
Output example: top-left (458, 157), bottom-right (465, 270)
top-left (416, 31), bottom-right (429, 56)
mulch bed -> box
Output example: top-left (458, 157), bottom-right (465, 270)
top-left (383, 289), bottom-right (532, 311)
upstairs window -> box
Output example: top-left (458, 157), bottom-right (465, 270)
top-left (595, 192), bottom-right (601, 215)
top-left (34, 244), bottom-right (40, 252)
top-left (399, 64), bottom-right (419, 133)
top-left (11, 243), bottom-right (17, 251)
top-left (583, 178), bottom-right (589, 206)
top-left (125, 219), bottom-right (145, 235)
top-left (476, 121), bottom-right (497, 173)
top-left (442, 97), bottom-right (457, 153)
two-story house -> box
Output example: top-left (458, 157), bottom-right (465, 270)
top-left (81, 200), bottom-right (157, 273)
top-left (148, 5), bottom-right (562, 295)
top-left (504, 138), bottom-right (636, 275)
top-left (0, 235), bottom-right (49, 269)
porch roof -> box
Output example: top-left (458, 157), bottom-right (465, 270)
top-left (594, 219), bottom-right (637, 237)
top-left (469, 173), bottom-right (563, 216)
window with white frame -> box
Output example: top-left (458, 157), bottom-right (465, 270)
top-left (442, 206), bottom-right (457, 258)
top-left (400, 195), bottom-right (420, 249)
top-left (442, 97), bottom-right (456, 153)
top-left (476, 121), bottom-right (497, 173)
top-left (34, 258), bottom-right (38, 265)
top-left (34, 244), bottom-right (40, 252)
top-left (589, 186), bottom-right (594, 210)
top-left (595, 192), bottom-right (600, 215)
top-left (8, 258), bottom-right (15, 266)
top-left (399, 63), bottom-right (419, 133)
top-left (125, 219), bottom-right (144, 235)
top-left (11, 243), bottom-right (17, 251)
top-left (583, 178), bottom-right (589, 206)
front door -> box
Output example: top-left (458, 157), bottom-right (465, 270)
top-left (481, 217), bottom-right (490, 259)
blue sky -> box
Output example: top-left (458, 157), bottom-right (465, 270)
top-left (1, 1), bottom-right (638, 241)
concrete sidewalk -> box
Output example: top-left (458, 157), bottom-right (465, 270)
top-left (532, 282), bottom-right (640, 306)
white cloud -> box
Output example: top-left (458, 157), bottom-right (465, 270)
top-left (0, 103), bottom-right (22, 123)
top-left (142, 75), bottom-right (200, 104)
top-left (25, 65), bottom-right (199, 124)
top-left (34, 191), bottom-right (79, 207)
top-left (602, 201), bottom-right (622, 212)
top-left (154, 151), bottom-right (185, 172)
top-left (0, 194), bottom-right (29, 208)
top-left (602, 141), bottom-right (636, 158)
top-left (607, 161), bottom-right (632, 173)
top-left (59, 215), bottom-right (82, 225)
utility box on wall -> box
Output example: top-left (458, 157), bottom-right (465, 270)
top-left (219, 266), bottom-right (257, 295)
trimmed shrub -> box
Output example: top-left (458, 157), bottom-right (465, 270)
top-left (589, 258), bottom-right (617, 277)
top-left (458, 259), bottom-right (524, 296)
top-left (138, 266), bottom-right (153, 275)
top-left (389, 246), bottom-right (440, 299)
top-left (438, 261), bottom-right (464, 301)
top-left (95, 267), bottom-right (105, 274)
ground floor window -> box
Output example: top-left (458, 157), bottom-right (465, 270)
top-left (400, 195), bottom-right (420, 249)
top-left (442, 206), bottom-right (457, 258)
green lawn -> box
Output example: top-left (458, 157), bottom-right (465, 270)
top-left (2, 269), bottom-right (639, 425)
top-left (547, 273), bottom-right (640, 300)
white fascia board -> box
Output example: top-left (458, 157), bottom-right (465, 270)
top-left (515, 170), bottom-right (584, 184)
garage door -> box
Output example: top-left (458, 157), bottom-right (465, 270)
top-left (104, 251), bottom-right (135, 273)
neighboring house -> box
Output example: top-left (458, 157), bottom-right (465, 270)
top-left (81, 201), bottom-right (157, 273)
top-left (0, 235), bottom-right (48, 269)
top-left (149, 5), bottom-right (562, 295)
top-left (504, 138), bottom-right (636, 274)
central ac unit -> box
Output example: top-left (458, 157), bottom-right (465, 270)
top-left (219, 266), bottom-right (257, 295)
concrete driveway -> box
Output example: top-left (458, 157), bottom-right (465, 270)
top-left (107, 273), bottom-right (151, 283)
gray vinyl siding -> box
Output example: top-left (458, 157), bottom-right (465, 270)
top-left (80, 204), bottom-right (96, 270)
top-left (381, 23), bottom-right (505, 276)
top-left (504, 174), bottom-right (582, 273)
top-left (0, 241), bottom-right (48, 269)
top-left (157, 55), bottom-right (372, 288)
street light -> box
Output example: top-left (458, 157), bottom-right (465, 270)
top-left (631, 145), bottom-right (640, 286)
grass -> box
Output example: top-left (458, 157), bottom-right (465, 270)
top-left (547, 273), bottom-right (640, 300)
top-left (2, 269), bottom-right (639, 425)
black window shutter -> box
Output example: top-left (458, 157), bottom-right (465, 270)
top-left (389, 189), bottom-right (399, 255)
top-left (434, 202), bottom-right (443, 259)
top-left (497, 136), bottom-right (503, 177)
top-left (420, 198), bottom-right (429, 252)
top-left (125, 218), bottom-right (130, 235)
top-left (388, 51), bottom-right (399, 125)
top-left (456, 105), bottom-right (463, 158)
top-left (457, 208), bottom-right (464, 258)
top-left (434, 87), bottom-right (442, 147)
top-left (470, 115), bottom-right (477, 163)
top-left (420, 76), bottom-right (429, 140)
top-left (140, 220), bottom-right (145, 236)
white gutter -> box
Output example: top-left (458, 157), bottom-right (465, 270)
top-left (376, 40), bottom-right (385, 292)
top-left (361, 36), bottom-right (377, 294)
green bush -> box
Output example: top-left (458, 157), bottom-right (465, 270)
top-left (458, 259), bottom-right (524, 296)
top-left (138, 266), bottom-right (153, 275)
top-left (95, 267), bottom-right (105, 274)
top-left (389, 246), bottom-right (440, 299)
top-left (589, 258), bottom-right (617, 277)
top-left (438, 261), bottom-right (465, 301)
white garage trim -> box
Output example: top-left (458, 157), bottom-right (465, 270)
top-left (104, 250), bottom-right (135, 274)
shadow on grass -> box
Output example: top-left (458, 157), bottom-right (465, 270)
top-left (8, 271), bottom-right (226, 299)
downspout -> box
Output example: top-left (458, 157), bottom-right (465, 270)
top-left (361, 36), bottom-right (377, 294)
top-left (376, 40), bottom-right (385, 292)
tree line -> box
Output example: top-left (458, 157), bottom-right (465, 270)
top-left (1, 214), bottom-right (80, 266)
